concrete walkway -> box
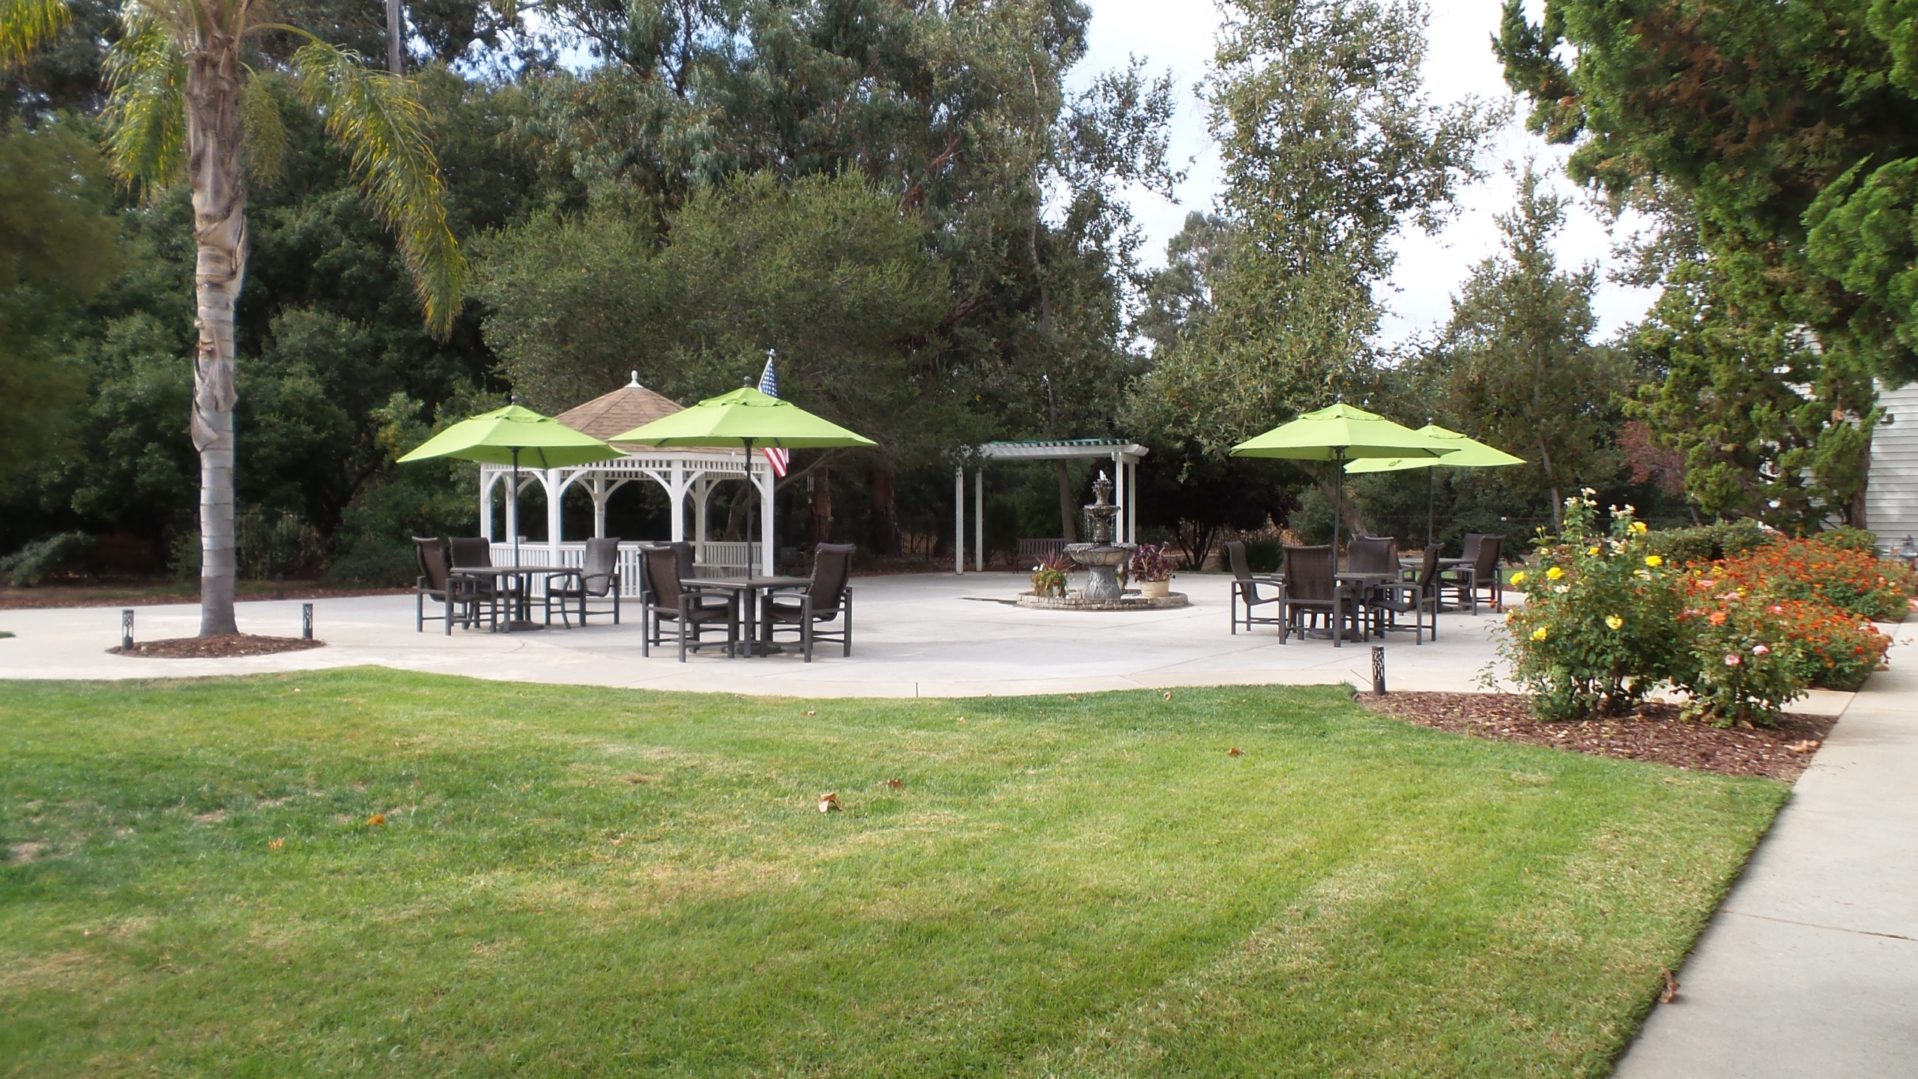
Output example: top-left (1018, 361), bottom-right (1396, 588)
top-left (1615, 628), bottom-right (1918, 1078)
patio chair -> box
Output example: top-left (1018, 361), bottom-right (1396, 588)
top-left (1439, 533), bottom-right (1504, 613)
top-left (1346, 535), bottom-right (1398, 574)
top-left (545, 536), bottom-right (621, 627)
top-left (639, 545), bottom-right (738, 661)
top-left (449, 535), bottom-right (522, 611)
top-left (1367, 546), bottom-right (1440, 644)
top-left (764, 543), bottom-right (855, 661)
top-left (414, 536), bottom-right (492, 633)
top-left (1225, 539), bottom-right (1283, 634)
top-left (1279, 544), bottom-right (1364, 645)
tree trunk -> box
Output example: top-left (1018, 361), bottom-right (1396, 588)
top-left (186, 32), bottom-right (247, 637)
top-left (1054, 462), bottom-right (1079, 542)
top-left (1536, 438), bottom-right (1563, 530)
top-left (385, 0), bottom-right (405, 74)
top-left (866, 465), bottom-right (902, 556)
top-left (807, 465), bottom-right (834, 548)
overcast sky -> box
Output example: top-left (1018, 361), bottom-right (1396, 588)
top-left (1076, 0), bottom-right (1659, 348)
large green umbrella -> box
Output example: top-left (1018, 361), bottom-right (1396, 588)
top-left (398, 402), bottom-right (622, 576)
top-left (610, 385), bottom-right (875, 574)
top-left (1230, 403), bottom-right (1452, 556)
top-left (1344, 424), bottom-right (1525, 552)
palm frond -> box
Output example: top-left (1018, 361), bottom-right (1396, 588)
top-left (0, 0), bottom-right (70, 70)
top-left (101, 11), bottom-right (186, 198)
top-left (291, 41), bottom-right (466, 335)
top-left (239, 73), bottom-right (286, 188)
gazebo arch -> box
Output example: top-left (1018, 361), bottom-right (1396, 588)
top-left (952, 438), bottom-right (1149, 573)
top-left (476, 374), bottom-right (777, 579)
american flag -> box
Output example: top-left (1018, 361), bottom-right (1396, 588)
top-left (758, 353), bottom-right (790, 478)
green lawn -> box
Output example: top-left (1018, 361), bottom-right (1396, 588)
top-left (1, 671), bottom-right (1784, 1076)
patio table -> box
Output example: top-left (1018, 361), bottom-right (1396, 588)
top-left (681, 575), bottom-right (810, 657)
top-left (456, 565), bottom-right (580, 632)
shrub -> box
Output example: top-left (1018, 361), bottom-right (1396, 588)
top-left (1672, 583), bottom-right (1809, 725)
top-left (1500, 494), bottom-right (1687, 720)
top-left (0, 532), bottom-right (97, 586)
top-left (1711, 538), bottom-right (1916, 623)
top-left (1638, 518), bottom-right (1774, 565)
top-left (1817, 526), bottom-right (1879, 553)
top-left (1682, 568), bottom-right (1892, 692)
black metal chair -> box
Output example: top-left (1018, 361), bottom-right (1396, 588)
top-left (639, 545), bottom-right (737, 661)
top-left (764, 543), bottom-right (855, 661)
top-left (414, 536), bottom-right (492, 633)
top-left (1438, 533), bottom-right (1504, 613)
top-left (1368, 546), bottom-right (1440, 644)
top-left (1225, 539), bottom-right (1283, 634)
top-left (1279, 544), bottom-right (1363, 645)
top-left (545, 536), bottom-right (621, 627)
top-left (449, 535), bottom-right (521, 614)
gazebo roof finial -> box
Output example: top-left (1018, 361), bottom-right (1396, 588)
top-left (629, 370), bottom-right (641, 388)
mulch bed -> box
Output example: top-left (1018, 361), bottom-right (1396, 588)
top-left (0, 586), bottom-right (404, 610)
top-left (1355, 691), bottom-right (1837, 782)
top-left (109, 635), bottom-right (327, 659)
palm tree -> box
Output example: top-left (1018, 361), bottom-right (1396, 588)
top-left (2, 0), bottom-right (463, 635)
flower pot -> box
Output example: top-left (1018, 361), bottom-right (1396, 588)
top-left (1138, 579), bottom-right (1171, 599)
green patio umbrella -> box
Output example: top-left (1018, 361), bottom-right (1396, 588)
top-left (397, 402), bottom-right (623, 575)
top-left (610, 385), bottom-right (875, 573)
top-left (1230, 403), bottom-right (1452, 556)
top-left (1344, 424), bottom-right (1525, 552)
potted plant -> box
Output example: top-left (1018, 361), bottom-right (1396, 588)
top-left (1129, 543), bottom-right (1174, 599)
top-left (1030, 555), bottom-right (1070, 599)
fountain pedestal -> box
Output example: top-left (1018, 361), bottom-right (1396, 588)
top-left (1064, 542), bottom-right (1129, 602)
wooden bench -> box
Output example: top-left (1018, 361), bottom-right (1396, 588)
top-left (1017, 538), bottom-right (1069, 565)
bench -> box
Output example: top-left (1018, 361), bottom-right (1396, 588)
top-left (1017, 538), bottom-right (1069, 565)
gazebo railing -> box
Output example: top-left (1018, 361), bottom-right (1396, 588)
top-left (486, 540), bottom-right (762, 598)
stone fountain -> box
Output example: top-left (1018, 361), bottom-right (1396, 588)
top-left (1015, 469), bottom-right (1188, 611)
top-left (1064, 470), bottom-right (1132, 602)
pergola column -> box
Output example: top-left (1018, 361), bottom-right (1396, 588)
top-left (953, 466), bottom-right (964, 574)
top-left (974, 468), bottom-right (984, 571)
top-left (1112, 452), bottom-right (1126, 543)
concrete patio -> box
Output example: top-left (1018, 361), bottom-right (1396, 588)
top-left (0, 571), bottom-right (1538, 698)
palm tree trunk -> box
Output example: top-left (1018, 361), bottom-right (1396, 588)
top-left (185, 31), bottom-right (246, 636)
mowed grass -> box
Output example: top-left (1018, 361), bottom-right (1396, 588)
top-left (1, 670), bottom-right (1784, 1077)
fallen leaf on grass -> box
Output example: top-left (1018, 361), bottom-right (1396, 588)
top-left (267, 837), bottom-right (285, 851)
top-left (1065, 694), bottom-right (1079, 702)
top-left (884, 778), bottom-right (904, 790)
top-left (365, 813), bottom-right (386, 827)
top-left (1227, 747), bottom-right (1243, 757)
top-left (1162, 690), bottom-right (1174, 701)
top-left (1660, 970), bottom-right (1680, 1004)
top-left (802, 708), bottom-right (816, 717)
top-left (818, 793), bottom-right (841, 813)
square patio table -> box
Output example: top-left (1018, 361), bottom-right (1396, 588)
top-left (681, 576), bottom-right (811, 657)
top-left (454, 565), bottom-right (580, 631)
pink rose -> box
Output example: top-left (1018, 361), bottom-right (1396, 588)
top-left (1724, 653), bottom-right (1742, 667)
top-left (1752, 644), bottom-right (1770, 656)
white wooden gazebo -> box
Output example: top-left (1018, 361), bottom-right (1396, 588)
top-left (952, 438), bottom-right (1149, 573)
top-left (477, 374), bottom-right (775, 582)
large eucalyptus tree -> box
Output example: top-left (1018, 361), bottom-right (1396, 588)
top-left (1, 0), bottom-right (463, 634)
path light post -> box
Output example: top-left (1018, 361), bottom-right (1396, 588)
top-left (301, 603), bottom-right (314, 640)
top-left (121, 609), bottom-right (134, 650)
top-left (1372, 645), bottom-right (1387, 695)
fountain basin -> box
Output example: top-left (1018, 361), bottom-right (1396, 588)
top-left (1016, 590), bottom-right (1190, 611)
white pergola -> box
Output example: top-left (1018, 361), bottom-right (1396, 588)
top-left (952, 438), bottom-right (1149, 573)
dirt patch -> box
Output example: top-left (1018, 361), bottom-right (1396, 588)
top-left (109, 635), bottom-right (326, 659)
top-left (1355, 692), bottom-right (1838, 782)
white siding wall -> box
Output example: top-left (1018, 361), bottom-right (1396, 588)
top-left (1867, 381), bottom-right (1918, 548)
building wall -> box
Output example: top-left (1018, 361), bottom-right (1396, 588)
top-left (1867, 381), bottom-right (1918, 548)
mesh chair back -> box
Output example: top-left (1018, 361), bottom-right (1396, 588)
top-left (1283, 544), bottom-right (1335, 602)
top-left (1226, 540), bottom-right (1254, 581)
top-left (642, 546), bottom-right (684, 608)
top-left (1348, 535), bottom-right (1397, 574)
top-left (669, 541), bottom-right (696, 581)
top-left (1412, 545), bottom-right (1441, 590)
top-left (1461, 533), bottom-right (1485, 565)
top-left (581, 537), bottom-right (620, 596)
top-left (414, 536), bottom-right (449, 590)
top-left (810, 544), bottom-right (855, 609)
top-left (449, 536), bottom-right (493, 569)
top-left (1471, 534), bottom-right (1503, 579)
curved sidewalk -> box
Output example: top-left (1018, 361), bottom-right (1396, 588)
top-left (1615, 628), bottom-right (1918, 1078)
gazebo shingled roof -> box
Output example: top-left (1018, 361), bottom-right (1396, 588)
top-left (554, 372), bottom-right (685, 448)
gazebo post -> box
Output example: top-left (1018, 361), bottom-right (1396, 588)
top-left (590, 474), bottom-right (607, 538)
top-left (694, 476), bottom-right (712, 561)
top-left (974, 467), bottom-right (984, 572)
top-left (479, 468), bottom-right (495, 541)
top-left (544, 468), bottom-right (562, 565)
top-left (505, 474), bottom-right (519, 551)
top-left (953, 465), bottom-right (964, 575)
top-left (667, 463), bottom-right (688, 543)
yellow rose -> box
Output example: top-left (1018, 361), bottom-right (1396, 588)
top-left (1546, 566), bottom-right (1565, 580)
top-left (1531, 626), bottom-right (1550, 641)
top-left (1631, 521), bottom-right (1648, 534)
top-left (1645, 555), bottom-right (1664, 568)
top-left (1587, 545), bottom-right (1601, 557)
top-left (1510, 570), bottom-right (1527, 586)
top-left (1605, 614), bottom-right (1624, 630)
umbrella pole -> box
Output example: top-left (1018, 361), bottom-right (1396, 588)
top-left (1426, 467), bottom-right (1435, 553)
top-left (504, 446), bottom-right (542, 632)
